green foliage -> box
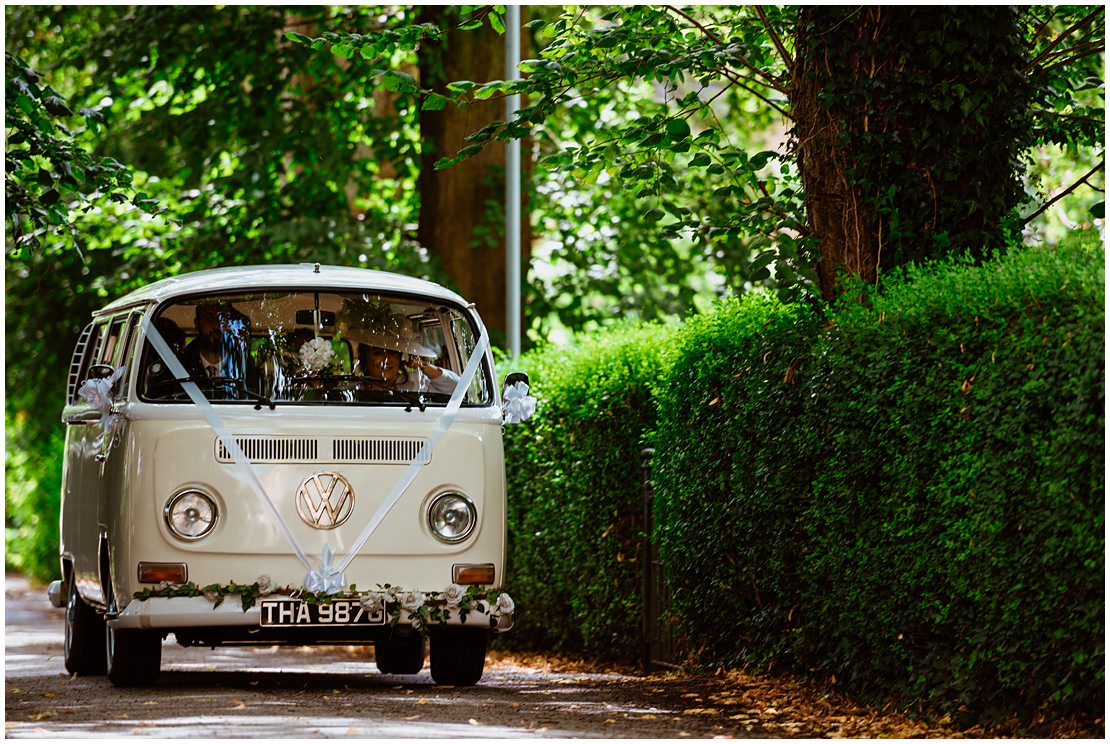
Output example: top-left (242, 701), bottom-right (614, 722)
top-left (652, 293), bottom-right (820, 665)
top-left (4, 51), bottom-right (162, 256)
top-left (653, 237), bottom-right (1104, 720)
top-left (502, 323), bottom-right (675, 661)
top-left (422, 5), bottom-right (1102, 305)
top-left (436, 5), bottom-right (816, 308)
top-left (5, 417), bottom-right (65, 580)
top-left (1022, 7), bottom-right (1106, 152)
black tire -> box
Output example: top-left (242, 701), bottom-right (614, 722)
top-left (106, 623), bottom-right (162, 687)
top-left (374, 631), bottom-right (426, 675)
top-left (429, 627), bottom-right (489, 686)
top-left (64, 578), bottom-right (106, 676)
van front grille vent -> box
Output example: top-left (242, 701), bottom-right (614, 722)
top-left (213, 436), bottom-right (428, 464)
top-left (333, 438), bottom-right (429, 465)
top-left (215, 437), bottom-right (318, 463)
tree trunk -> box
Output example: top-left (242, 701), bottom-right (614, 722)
top-left (791, 7), bottom-right (1032, 301)
top-left (790, 7), bottom-right (881, 301)
top-left (418, 8), bottom-right (530, 343)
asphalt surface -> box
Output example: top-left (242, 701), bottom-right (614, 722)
top-left (5, 574), bottom-right (777, 738)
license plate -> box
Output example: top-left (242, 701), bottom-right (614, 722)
top-left (259, 597), bottom-right (385, 627)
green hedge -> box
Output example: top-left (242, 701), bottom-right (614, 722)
top-left (5, 417), bottom-right (65, 581)
top-left (501, 323), bottom-right (675, 661)
top-left (652, 239), bottom-right (1103, 719)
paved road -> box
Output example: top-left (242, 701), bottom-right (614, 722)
top-left (5, 575), bottom-right (775, 739)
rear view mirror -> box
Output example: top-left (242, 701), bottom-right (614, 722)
top-left (295, 310), bottom-right (336, 328)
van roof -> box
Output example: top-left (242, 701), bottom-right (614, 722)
top-left (95, 264), bottom-right (468, 316)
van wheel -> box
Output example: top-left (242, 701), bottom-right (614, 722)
top-left (374, 631), bottom-right (426, 674)
top-left (106, 624), bottom-right (161, 686)
top-left (64, 579), bottom-right (106, 675)
top-left (429, 627), bottom-right (489, 686)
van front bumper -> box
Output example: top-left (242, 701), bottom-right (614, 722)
top-left (110, 594), bottom-right (514, 634)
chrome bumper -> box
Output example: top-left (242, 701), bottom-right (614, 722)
top-left (110, 594), bottom-right (514, 633)
top-left (47, 580), bottom-right (66, 609)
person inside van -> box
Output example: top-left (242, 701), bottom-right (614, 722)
top-left (181, 301), bottom-right (254, 396)
top-left (338, 299), bottom-right (458, 397)
top-left (355, 342), bottom-right (458, 395)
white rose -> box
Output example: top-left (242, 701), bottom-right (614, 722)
top-left (400, 591), bottom-right (426, 613)
top-left (202, 588), bottom-right (220, 603)
top-left (360, 592), bottom-right (385, 610)
top-left (442, 583), bottom-right (466, 609)
top-left (491, 592), bottom-right (515, 618)
top-left (256, 575), bottom-right (275, 596)
top-left (299, 337), bottom-right (335, 374)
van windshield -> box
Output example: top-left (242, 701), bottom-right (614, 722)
top-left (138, 291), bottom-right (491, 407)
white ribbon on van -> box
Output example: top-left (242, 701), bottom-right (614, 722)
top-left (78, 366), bottom-right (127, 448)
top-left (501, 381), bottom-right (536, 424)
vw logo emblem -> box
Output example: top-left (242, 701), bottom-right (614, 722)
top-left (295, 472), bottom-right (355, 530)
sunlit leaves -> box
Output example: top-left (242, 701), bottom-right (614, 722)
top-left (4, 52), bottom-right (164, 257)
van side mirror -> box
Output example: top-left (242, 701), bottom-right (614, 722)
top-left (501, 372), bottom-right (536, 424)
top-left (503, 372), bottom-right (529, 392)
top-left (88, 364), bottom-right (117, 380)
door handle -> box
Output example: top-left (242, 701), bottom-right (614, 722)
top-left (63, 410), bottom-right (104, 424)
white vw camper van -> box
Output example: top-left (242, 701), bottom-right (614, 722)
top-left (50, 264), bottom-right (526, 687)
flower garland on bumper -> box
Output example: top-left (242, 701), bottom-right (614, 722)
top-left (133, 578), bottom-right (514, 632)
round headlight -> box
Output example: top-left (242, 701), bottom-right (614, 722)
top-left (164, 490), bottom-right (218, 541)
top-left (427, 492), bottom-right (476, 543)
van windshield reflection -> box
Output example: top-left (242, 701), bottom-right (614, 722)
top-left (139, 292), bottom-right (489, 407)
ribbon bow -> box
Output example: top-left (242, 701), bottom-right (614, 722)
top-left (304, 545), bottom-right (347, 595)
top-left (501, 381), bottom-right (537, 424)
top-left (78, 366), bottom-right (127, 446)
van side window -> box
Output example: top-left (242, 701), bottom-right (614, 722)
top-left (100, 317), bottom-right (127, 368)
top-left (113, 313), bottom-right (142, 399)
top-left (451, 317), bottom-right (492, 405)
top-left (66, 323), bottom-right (100, 404)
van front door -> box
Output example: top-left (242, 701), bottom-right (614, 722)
top-left (96, 312), bottom-right (142, 608)
top-left (61, 316), bottom-right (127, 606)
top-left (61, 322), bottom-right (105, 602)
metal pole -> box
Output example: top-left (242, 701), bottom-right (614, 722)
top-left (505, 4), bottom-right (522, 359)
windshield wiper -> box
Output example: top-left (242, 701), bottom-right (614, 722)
top-left (173, 376), bottom-right (277, 410)
top-left (344, 375), bottom-right (428, 412)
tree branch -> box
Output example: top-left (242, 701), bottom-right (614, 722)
top-left (1030, 109), bottom-right (1105, 127)
top-left (663, 5), bottom-right (789, 94)
top-left (755, 5), bottom-right (795, 75)
top-left (1022, 159), bottom-right (1105, 225)
top-left (712, 68), bottom-right (793, 120)
top-left (1024, 7), bottom-right (1104, 73)
top-left (1038, 42), bottom-right (1106, 76)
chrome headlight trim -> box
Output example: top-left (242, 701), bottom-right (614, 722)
top-left (164, 488), bottom-right (219, 541)
top-left (427, 491), bottom-right (477, 544)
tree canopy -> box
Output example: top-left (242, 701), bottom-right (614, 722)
top-left (7, 5), bottom-right (1103, 323)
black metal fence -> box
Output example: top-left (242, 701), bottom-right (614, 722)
top-left (640, 448), bottom-right (684, 672)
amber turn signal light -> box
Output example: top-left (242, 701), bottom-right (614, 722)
top-left (138, 562), bottom-right (188, 584)
top-left (452, 563), bottom-right (495, 585)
